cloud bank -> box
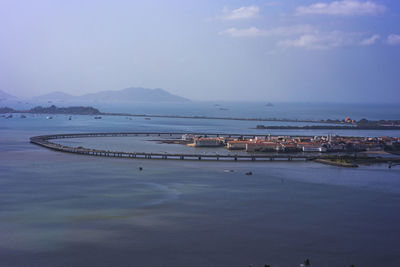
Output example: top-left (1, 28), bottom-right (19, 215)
top-left (387, 34), bottom-right (400, 45)
top-left (296, 0), bottom-right (386, 16)
top-left (220, 25), bottom-right (316, 38)
top-left (278, 31), bottom-right (380, 49)
top-left (219, 6), bottom-right (259, 20)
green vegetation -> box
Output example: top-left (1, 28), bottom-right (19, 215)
top-left (0, 105), bottom-right (101, 115)
top-left (30, 105), bottom-right (100, 115)
top-left (333, 158), bottom-right (352, 164)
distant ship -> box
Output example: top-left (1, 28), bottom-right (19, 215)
top-left (265, 102), bottom-right (274, 107)
top-left (94, 116), bottom-right (102, 119)
top-left (46, 116), bottom-right (53, 119)
top-left (20, 115), bottom-right (26, 118)
top-left (145, 117), bottom-right (151, 120)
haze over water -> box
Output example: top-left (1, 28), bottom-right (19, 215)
top-left (1, 103), bottom-right (400, 266)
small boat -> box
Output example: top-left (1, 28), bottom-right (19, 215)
top-left (94, 116), bottom-right (102, 119)
top-left (46, 116), bottom-right (53, 120)
top-left (6, 114), bottom-right (13, 119)
top-left (20, 115), bottom-right (26, 118)
top-left (68, 116), bottom-right (72, 120)
top-left (145, 117), bottom-right (151, 120)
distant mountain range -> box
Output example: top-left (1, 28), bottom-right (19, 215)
top-left (35, 87), bottom-right (190, 103)
top-left (0, 90), bottom-right (18, 101)
top-left (0, 87), bottom-right (190, 103)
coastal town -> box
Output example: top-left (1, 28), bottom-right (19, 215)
top-left (182, 133), bottom-right (400, 153)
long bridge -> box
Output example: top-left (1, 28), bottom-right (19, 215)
top-left (29, 132), bottom-right (319, 161)
top-left (29, 132), bottom-right (400, 165)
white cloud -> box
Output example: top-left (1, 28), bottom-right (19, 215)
top-left (360, 34), bottom-right (380, 45)
top-left (296, 0), bottom-right (386, 16)
top-left (220, 25), bottom-right (316, 38)
top-left (278, 31), bottom-right (380, 49)
top-left (387, 34), bottom-right (400, 45)
top-left (220, 23), bottom-right (380, 50)
top-left (219, 6), bottom-right (259, 20)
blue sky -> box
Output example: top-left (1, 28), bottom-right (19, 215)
top-left (0, 0), bottom-right (399, 102)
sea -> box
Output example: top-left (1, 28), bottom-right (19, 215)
top-left (1, 101), bottom-right (400, 267)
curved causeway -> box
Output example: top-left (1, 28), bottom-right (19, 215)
top-left (30, 132), bottom-right (320, 161)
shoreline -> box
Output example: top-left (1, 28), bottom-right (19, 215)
top-left (253, 125), bottom-right (400, 130)
top-left (2, 105), bottom-right (400, 127)
top-left (314, 158), bottom-right (358, 168)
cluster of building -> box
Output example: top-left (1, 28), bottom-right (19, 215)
top-left (344, 117), bottom-right (356, 124)
top-left (181, 134), bottom-right (400, 153)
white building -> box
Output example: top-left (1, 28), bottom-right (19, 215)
top-left (182, 134), bottom-right (196, 141)
top-left (227, 141), bottom-right (250, 150)
top-left (193, 138), bottom-right (222, 147)
top-left (302, 145), bottom-right (327, 152)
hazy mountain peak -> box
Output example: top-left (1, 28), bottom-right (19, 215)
top-left (30, 87), bottom-right (190, 103)
top-left (0, 90), bottom-right (18, 100)
top-left (80, 87), bottom-right (190, 102)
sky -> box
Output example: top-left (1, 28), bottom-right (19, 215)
top-left (0, 0), bottom-right (399, 102)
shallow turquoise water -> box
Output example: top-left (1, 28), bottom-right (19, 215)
top-left (1, 112), bottom-right (400, 266)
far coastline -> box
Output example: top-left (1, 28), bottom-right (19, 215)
top-left (2, 105), bottom-right (400, 130)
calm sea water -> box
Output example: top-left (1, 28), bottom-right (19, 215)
top-left (4, 100), bottom-right (400, 121)
top-left (100, 101), bottom-right (400, 121)
top-left (1, 103), bottom-right (400, 267)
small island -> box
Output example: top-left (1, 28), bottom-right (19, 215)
top-left (0, 105), bottom-right (101, 115)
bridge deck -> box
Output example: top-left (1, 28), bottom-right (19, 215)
top-left (30, 132), bottom-right (400, 163)
top-left (30, 132), bottom-right (318, 161)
